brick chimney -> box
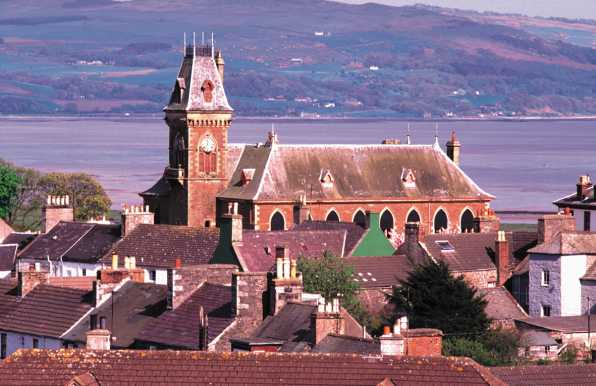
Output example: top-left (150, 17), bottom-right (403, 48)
top-left (41, 195), bottom-right (74, 233)
top-left (17, 265), bottom-right (49, 297)
top-left (577, 175), bottom-right (593, 200)
top-left (405, 328), bottom-right (443, 357)
top-left (379, 317), bottom-right (407, 356)
top-left (537, 212), bottom-right (575, 244)
top-left (220, 202), bottom-right (243, 244)
top-left (445, 130), bottom-right (461, 167)
top-left (232, 271), bottom-right (268, 320)
top-left (473, 205), bottom-right (500, 233)
top-left (495, 230), bottom-right (510, 287)
top-left (270, 246), bottom-right (303, 315)
top-left (311, 298), bottom-right (345, 345)
top-left (121, 204), bottom-right (154, 237)
top-left (293, 194), bottom-right (310, 225)
top-left (86, 329), bottom-right (111, 350)
top-left (98, 255), bottom-right (144, 284)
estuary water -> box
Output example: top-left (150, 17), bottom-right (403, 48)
top-left (0, 116), bottom-right (594, 214)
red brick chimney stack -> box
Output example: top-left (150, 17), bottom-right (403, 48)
top-left (495, 230), bottom-right (510, 287)
top-left (17, 264), bottom-right (49, 297)
top-left (294, 194), bottom-right (310, 225)
top-left (577, 175), bottom-right (593, 200)
top-left (473, 205), bottom-right (500, 233)
top-left (270, 246), bottom-right (303, 315)
top-left (41, 195), bottom-right (74, 233)
top-left (121, 204), bottom-right (154, 237)
top-left (537, 212), bottom-right (575, 244)
top-left (311, 298), bottom-right (345, 345)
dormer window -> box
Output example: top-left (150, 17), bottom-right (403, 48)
top-left (201, 80), bottom-right (214, 104)
top-left (320, 169), bottom-right (334, 189)
top-left (401, 168), bottom-right (416, 189)
top-left (241, 168), bottom-right (255, 186)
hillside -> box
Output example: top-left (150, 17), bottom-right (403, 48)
top-left (0, 0), bottom-right (594, 117)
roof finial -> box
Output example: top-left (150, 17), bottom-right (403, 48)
top-left (406, 123), bottom-right (411, 145)
top-left (211, 32), bottom-right (215, 58)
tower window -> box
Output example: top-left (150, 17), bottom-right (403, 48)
top-left (270, 211), bottom-right (285, 231)
top-left (434, 209), bottom-right (448, 233)
top-left (201, 80), bottom-right (214, 103)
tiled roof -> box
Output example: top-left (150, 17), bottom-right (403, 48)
top-left (2, 232), bottom-right (37, 250)
top-left (0, 350), bottom-right (503, 385)
top-left (492, 363), bottom-right (596, 385)
top-left (19, 222), bottom-right (120, 264)
top-left (219, 143), bottom-right (493, 202)
top-left (422, 233), bottom-right (498, 272)
top-left (254, 303), bottom-right (315, 342)
top-left (345, 255), bottom-right (413, 288)
top-left (0, 279), bottom-right (18, 318)
top-left (312, 334), bottom-right (380, 354)
top-left (529, 231), bottom-right (596, 255)
top-left (516, 315), bottom-right (596, 333)
top-left (104, 224), bottom-right (220, 269)
top-left (477, 287), bottom-right (526, 321)
top-left (237, 229), bottom-right (346, 272)
top-left (136, 283), bottom-right (234, 348)
top-left (554, 185), bottom-right (596, 209)
top-left (0, 244), bottom-right (17, 271)
top-left (63, 281), bottom-right (167, 348)
top-left (292, 221), bottom-right (366, 256)
top-left (0, 284), bottom-right (92, 338)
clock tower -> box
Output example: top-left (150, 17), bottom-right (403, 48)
top-left (141, 39), bottom-right (233, 228)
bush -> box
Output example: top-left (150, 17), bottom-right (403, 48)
top-left (443, 337), bottom-right (497, 366)
top-left (560, 346), bottom-right (578, 364)
top-left (479, 328), bottom-right (520, 366)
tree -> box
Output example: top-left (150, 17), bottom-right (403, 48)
top-left (0, 164), bottom-right (21, 220)
top-left (40, 172), bottom-right (111, 221)
top-left (298, 252), bottom-right (370, 327)
top-left (386, 260), bottom-right (490, 336)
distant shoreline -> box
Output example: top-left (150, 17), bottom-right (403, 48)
top-left (1, 114), bottom-right (596, 123)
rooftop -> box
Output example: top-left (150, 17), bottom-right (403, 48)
top-left (292, 221), bottom-right (366, 256)
top-left (312, 334), bottom-right (380, 354)
top-left (492, 363), bottom-right (596, 385)
top-left (0, 350), bottom-right (503, 385)
top-left (0, 244), bottom-right (17, 271)
top-left (345, 255), bottom-right (413, 288)
top-left (529, 231), bottom-right (596, 255)
top-left (554, 185), bottom-right (596, 210)
top-left (477, 287), bottom-right (527, 321)
top-left (516, 315), bottom-right (596, 333)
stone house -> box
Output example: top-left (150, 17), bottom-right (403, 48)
top-left (554, 175), bottom-right (595, 232)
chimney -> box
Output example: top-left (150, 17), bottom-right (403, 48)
top-left (445, 130), bottom-right (461, 166)
top-left (232, 272), bottom-right (268, 320)
top-left (198, 305), bottom-right (209, 350)
top-left (382, 139), bottom-right (401, 145)
top-left (537, 212), bottom-right (576, 244)
top-left (311, 298), bottom-right (345, 345)
top-left (121, 204), bottom-right (154, 237)
top-left (41, 195), bottom-right (74, 233)
top-left (17, 265), bottom-right (49, 297)
top-left (215, 49), bottom-right (225, 84)
top-left (379, 318), bottom-right (406, 356)
top-left (495, 230), bottom-right (510, 287)
top-left (404, 222), bottom-right (419, 248)
top-left (270, 246), bottom-right (303, 315)
top-left (577, 175), bottom-right (593, 200)
top-left (294, 194), bottom-right (310, 225)
top-left (220, 202), bottom-right (243, 244)
top-left (404, 328), bottom-right (443, 357)
top-left (473, 205), bottom-right (500, 233)
top-left (86, 329), bottom-right (111, 350)
top-left (98, 254), bottom-right (145, 285)
top-left (166, 268), bottom-right (176, 310)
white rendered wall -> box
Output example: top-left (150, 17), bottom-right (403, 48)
top-left (143, 269), bottom-right (168, 285)
top-left (561, 254), bottom-right (587, 316)
top-left (1, 331), bottom-right (62, 359)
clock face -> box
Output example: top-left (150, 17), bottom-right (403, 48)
top-left (201, 136), bottom-right (216, 153)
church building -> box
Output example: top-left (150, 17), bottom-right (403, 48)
top-left (141, 41), bottom-right (496, 236)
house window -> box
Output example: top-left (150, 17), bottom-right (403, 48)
top-left (32, 338), bottom-right (39, 348)
top-left (542, 305), bottom-right (551, 317)
top-left (19, 336), bottom-right (25, 347)
top-left (1, 333), bottom-right (6, 359)
top-left (149, 270), bottom-right (157, 282)
top-left (99, 317), bottom-right (107, 330)
top-left (82, 268), bottom-right (87, 276)
top-left (585, 211), bottom-right (591, 232)
top-left (541, 270), bottom-right (550, 287)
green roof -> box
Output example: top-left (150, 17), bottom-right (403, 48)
top-left (351, 212), bottom-right (396, 256)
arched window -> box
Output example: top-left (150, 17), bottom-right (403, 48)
top-left (406, 209), bottom-right (421, 223)
top-left (353, 210), bottom-right (366, 228)
top-left (380, 210), bottom-right (394, 233)
top-left (326, 210), bottom-right (340, 222)
top-left (434, 209), bottom-right (448, 233)
top-left (270, 211), bottom-right (285, 231)
top-left (460, 209), bottom-right (475, 233)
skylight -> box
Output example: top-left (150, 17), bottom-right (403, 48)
top-left (435, 240), bottom-right (455, 252)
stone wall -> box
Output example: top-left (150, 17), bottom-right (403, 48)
top-left (452, 269), bottom-right (497, 289)
top-left (581, 280), bottom-right (596, 314)
top-left (168, 264), bottom-right (238, 309)
top-left (528, 254), bottom-right (561, 317)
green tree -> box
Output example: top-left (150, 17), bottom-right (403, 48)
top-left (0, 164), bottom-right (21, 220)
top-left (298, 253), bottom-right (370, 327)
top-left (386, 260), bottom-right (490, 336)
top-left (40, 172), bottom-right (111, 221)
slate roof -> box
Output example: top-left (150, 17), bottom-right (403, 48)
top-left (0, 279), bottom-right (18, 317)
top-left (236, 229), bottom-right (346, 272)
top-left (345, 255), bottom-right (413, 288)
top-left (492, 363), bottom-right (596, 386)
top-left (0, 284), bottom-right (92, 338)
top-left (253, 303), bottom-right (315, 343)
top-left (529, 231), bottom-right (596, 255)
top-left (516, 315), bottom-right (596, 333)
top-left (0, 244), bottom-right (17, 271)
top-left (554, 185), bottom-right (596, 210)
top-left (19, 222), bottom-right (121, 264)
top-left (136, 283), bottom-right (234, 348)
top-left (477, 287), bottom-right (527, 321)
top-left (293, 221), bottom-right (366, 256)
top-left (422, 232), bottom-right (498, 272)
top-left (2, 232), bottom-right (37, 251)
top-left (166, 48), bottom-right (232, 112)
top-left (0, 350), bottom-right (504, 386)
top-left (63, 281), bottom-right (167, 348)
top-left (218, 143), bottom-right (494, 202)
top-left (582, 261), bottom-right (596, 280)
top-left (312, 334), bottom-right (380, 354)
top-left (103, 224), bottom-right (220, 269)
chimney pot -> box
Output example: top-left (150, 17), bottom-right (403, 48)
top-left (383, 326), bottom-right (391, 335)
top-left (111, 254), bottom-right (118, 270)
top-left (175, 258), bottom-right (182, 269)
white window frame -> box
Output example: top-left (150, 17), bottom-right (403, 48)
top-left (541, 270), bottom-right (550, 287)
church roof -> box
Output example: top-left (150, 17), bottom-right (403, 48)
top-left (218, 143), bottom-right (493, 202)
top-left (165, 45), bottom-right (232, 112)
